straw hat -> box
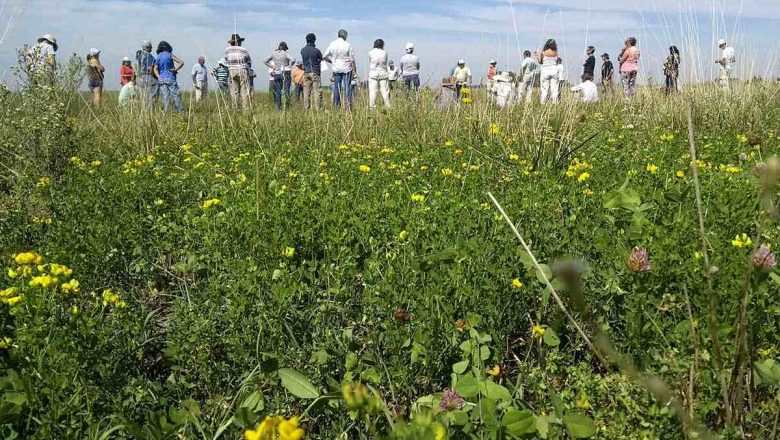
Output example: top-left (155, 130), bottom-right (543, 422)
top-left (37, 34), bottom-right (57, 51)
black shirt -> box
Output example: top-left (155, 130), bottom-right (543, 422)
top-left (300, 44), bottom-right (322, 76)
top-left (583, 55), bottom-right (595, 77)
top-left (601, 60), bottom-right (614, 80)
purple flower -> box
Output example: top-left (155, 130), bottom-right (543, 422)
top-left (439, 389), bottom-right (465, 411)
top-left (752, 246), bottom-right (777, 271)
top-left (627, 246), bottom-right (651, 273)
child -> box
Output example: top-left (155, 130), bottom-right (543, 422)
top-left (570, 73), bottom-right (599, 103)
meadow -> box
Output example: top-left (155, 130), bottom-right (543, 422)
top-left (0, 66), bottom-right (779, 440)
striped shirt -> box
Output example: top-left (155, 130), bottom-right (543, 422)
top-left (225, 45), bottom-right (252, 70)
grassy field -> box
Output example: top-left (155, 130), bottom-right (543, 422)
top-left (1, 73), bottom-right (779, 440)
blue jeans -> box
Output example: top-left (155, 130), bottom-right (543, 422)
top-left (404, 74), bottom-right (420, 94)
top-left (159, 78), bottom-right (183, 112)
top-left (273, 71), bottom-right (292, 110)
top-left (332, 71), bottom-right (353, 109)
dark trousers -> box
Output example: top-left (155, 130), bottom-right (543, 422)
top-left (273, 71), bottom-right (292, 110)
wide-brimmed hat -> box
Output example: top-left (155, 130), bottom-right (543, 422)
top-left (496, 71), bottom-right (512, 82)
top-left (228, 33), bottom-right (245, 44)
top-left (37, 34), bottom-right (57, 51)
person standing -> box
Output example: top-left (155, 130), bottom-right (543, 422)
top-left (486, 60), bottom-right (498, 90)
top-left (491, 71), bottom-right (516, 108)
top-left (664, 46), bottom-right (680, 95)
top-left (368, 39), bottom-right (391, 108)
top-left (388, 61), bottom-right (399, 90)
top-left (452, 60), bottom-right (472, 98)
top-left (582, 46), bottom-right (595, 78)
top-left (716, 39), bottom-right (735, 90)
top-left (538, 39), bottom-right (560, 104)
top-left (300, 33), bottom-right (323, 110)
top-left (35, 34), bottom-right (57, 69)
top-left (211, 58), bottom-right (230, 93)
top-left (518, 50), bottom-right (538, 103)
top-left (86, 48), bottom-right (105, 108)
top-left (120, 57), bottom-right (134, 86)
top-left (399, 43), bottom-right (420, 95)
top-left (292, 62), bottom-right (305, 102)
top-left (136, 40), bottom-right (158, 106)
top-left (619, 37), bottom-right (640, 99)
top-left (225, 33), bottom-right (252, 110)
top-left (600, 53), bottom-right (614, 96)
top-left (265, 42), bottom-right (296, 110)
top-left (153, 41), bottom-right (184, 112)
top-left (191, 56), bottom-right (209, 101)
top-left (323, 29), bottom-right (355, 109)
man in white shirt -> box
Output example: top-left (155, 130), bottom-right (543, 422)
top-left (399, 43), bottom-right (420, 95)
top-left (191, 56), bottom-right (209, 101)
top-left (716, 39), bottom-right (736, 90)
top-left (368, 39), bottom-right (390, 108)
top-left (518, 50), bottom-right (538, 103)
top-left (452, 60), bottom-right (471, 98)
top-left (323, 29), bottom-right (355, 109)
top-left (570, 73), bottom-right (599, 103)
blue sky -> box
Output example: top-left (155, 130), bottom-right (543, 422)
top-left (0, 0), bottom-right (778, 89)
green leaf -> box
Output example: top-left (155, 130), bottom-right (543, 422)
top-left (239, 391), bottom-right (264, 412)
top-left (454, 374), bottom-right (480, 398)
top-left (754, 359), bottom-right (780, 386)
top-left (770, 272), bottom-right (780, 286)
top-left (360, 368), bottom-right (381, 384)
top-left (452, 360), bottom-right (470, 374)
top-left (277, 368), bottom-right (320, 399)
top-left (543, 328), bottom-right (560, 347)
top-left (504, 409), bottom-right (536, 436)
top-left (476, 398), bottom-right (498, 429)
top-left (480, 380), bottom-right (512, 402)
top-left (479, 345), bottom-right (491, 361)
top-left (536, 414), bottom-right (550, 439)
top-left (564, 413), bottom-right (597, 438)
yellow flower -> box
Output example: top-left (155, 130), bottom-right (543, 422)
top-left (511, 278), bottom-right (523, 289)
top-left (69, 305), bottom-right (80, 316)
top-left (577, 172), bottom-right (590, 183)
top-left (7, 268), bottom-right (18, 278)
top-left (582, 188), bottom-right (594, 196)
top-left (489, 123), bottom-right (501, 135)
top-left (90, 160), bottom-right (102, 167)
top-left (0, 287), bottom-right (18, 298)
top-left (532, 325), bottom-right (546, 338)
top-left (283, 247), bottom-right (296, 258)
top-left (3, 296), bottom-right (23, 306)
top-left (420, 165), bottom-right (429, 171)
top-left (509, 154), bottom-right (519, 161)
top-left (398, 230), bottom-right (409, 241)
top-left (29, 275), bottom-right (58, 289)
top-left (61, 279), bottom-right (80, 295)
top-left (102, 289), bottom-right (123, 307)
top-left (444, 140), bottom-right (454, 147)
top-left (646, 164), bottom-right (659, 174)
top-left (486, 365), bottom-right (500, 376)
top-left (36, 176), bottom-right (52, 188)
top-left (723, 165), bottom-right (741, 174)
top-left (278, 417), bottom-right (305, 440)
top-left (154, 198), bottom-right (165, 206)
top-left (14, 252), bottom-right (42, 265)
top-left (49, 263), bottom-right (73, 277)
top-left (411, 194), bottom-right (425, 203)
top-left (575, 394), bottom-right (592, 410)
top-left (676, 170), bottom-right (685, 178)
top-left (201, 198), bottom-right (222, 209)
top-left (736, 134), bottom-right (748, 144)
top-left (358, 165), bottom-right (371, 173)
top-left (453, 149), bottom-right (463, 157)
top-left (435, 424), bottom-right (446, 440)
top-left (0, 336), bottom-right (11, 349)
top-left (731, 233), bottom-right (753, 248)
top-left (441, 168), bottom-right (453, 176)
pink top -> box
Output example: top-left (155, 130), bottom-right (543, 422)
top-left (620, 46), bottom-right (640, 73)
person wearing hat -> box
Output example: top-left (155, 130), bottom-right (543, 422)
top-left (300, 33), bottom-right (323, 109)
top-left (452, 60), bottom-right (472, 98)
top-left (136, 40), bottom-right (158, 106)
top-left (716, 38), bottom-right (735, 90)
top-left (518, 51), bottom-right (538, 103)
top-left (323, 29), bottom-right (356, 109)
top-left (486, 60), bottom-right (498, 91)
top-left (224, 33), bottom-right (253, 110)
top-left (211, 58), bottom-right (230, 94)
top-left (265, 41), bottom-right (296, 110)
top-left (582, 46), bottom-right (595, 78)
top-left (120, 57), bottom-right (135, 86)
top-left (538, 39), bottom-right (560, 104)
top-left (153, 41), bottom-right (184, 112)
top-left (35, 34), bottom-right (57, 68)
top-left (491, 71), bottom-right (516, 108)
top-left (86, 48), bottom-right (105, 107)
top-left (600, 53), bottom-right (614, 96)
top-left (399, 42), bottom-right (420, 95)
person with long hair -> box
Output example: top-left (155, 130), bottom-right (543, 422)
top-left (619, 37), bottom-right (640, 99)
top-left (86, 48), bottom-right (105, 107)
top-left (368, 38), bottom-right (391, 108)
top-left (264, 41), bottom-right (296, 110)
top-left (538, 39), bottom-right (559, 103)
top-left (153, 41), bottom-right (184, 112)
top-left (664, 45), bottom-right (680, 95)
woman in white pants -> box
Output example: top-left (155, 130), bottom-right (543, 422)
top-left (538, 39), bottom-right (560, 104)
top-left (368, 39), bottom-right (391, 108)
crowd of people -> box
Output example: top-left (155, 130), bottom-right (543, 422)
top-left (28, 32), bottom-right (738, 111)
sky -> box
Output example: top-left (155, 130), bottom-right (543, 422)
top-left (0, 0), bottom-right (778, 90)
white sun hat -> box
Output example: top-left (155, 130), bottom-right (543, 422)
top-left (458, 59), bottom-right (465, 64)
top-left (89, 48), bottom-right (101, 56)
top-left (490, 59), bottom-right (497, 64)
top-left (37, 34), bottom-right (58, 50)
top-left (717, 38), bottom-right (727, 46)
top-left (405, 42), bottom-right (414, 52)
top-left (122, 56), bottom-right (131, 62)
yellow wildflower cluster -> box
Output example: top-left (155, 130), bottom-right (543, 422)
top-left (358, 165), bottom-right (371, 173)
top-left (14, 252), bottom-right (43, 265)
top-left (489, 123), bottom-right (501, 135)
top-left (566, 158), bottom-right (591, 179)
top-left (122, 155), bottom-right (155, 175)
top-left (731, 234), bottom-right (753, 248)
top-left (201, 198), bottom-right (222, 209)
top-left (441, 168), bottom-right (453, 177)
top-left (736, 134), bottom-right (748, 144)
top-left (411, 194), bottom-right (425, 203)
top-left (282, 247), bottom-right (295, 258)
top-left (0, 336), bottom-right (12, 349)
top-left (69, 156), bottom-right (86, 167)
top-left (660, 133), bottom-right (675, 142)
top-left (232, 152), bottom-right (252, 164)
top-left (676, 170), bottom-right (685, 178)
top-left (32, 216), bottom-right (52, 225)
top-left (511, 278), bottom-right (523, 289)
top-left (61, 279), bottom-right (80, 295)
top-left (582, 188), bottom-right (594, 196)
top-left (577, 172), bottom-right (591, 183)
top-left (718, 164), bottom-right (741, 174)
top-left (646, 164), bottom-right (659, 174)
top-left (342, 382), bottom-right (383, 414)
top-left (244, 416), bottom-right (304, 440)
top-left (444, 140), bottom-right (454, 147)
top-left (398, 230), bottom-right (409, 241)
top-left (29, 275), bottom-right (58, 289)
top-left (36, 176), bottom-right (52, 188)
top-left (49, 263), bottom-right (73, 277)
top-left (460, 87), bottom-right (472, 103)
top-left (532, 324), bottom-right (546, 338)
top-left (102, 289), bottom-right (127, 308)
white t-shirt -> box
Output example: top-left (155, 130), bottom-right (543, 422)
top-left (453, 66), bottom-right (471, 83)
top-left (323, 37), bottom-right (354, 74)
top-left (721, 46), bottom-right (735, 71)
top-left (520, 57), bottom-right (538, 80)
top-left (118, 82), bottom-right (138, 106)
top-left (491, 81), bottom-right (516, 107)
top-left (388, 66), bottom-right (398, 81)
top-left (571, 80), bottom-right (599, 102)
top-left (368, 48), bottom-right (388, 79)
top-left (399, 54), bottom-right (420, 77)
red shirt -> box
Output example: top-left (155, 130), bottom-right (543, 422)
top-left (488, 65), bottom-right (497, 80)
top-left (120, 65), bottom-right (134, 86)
